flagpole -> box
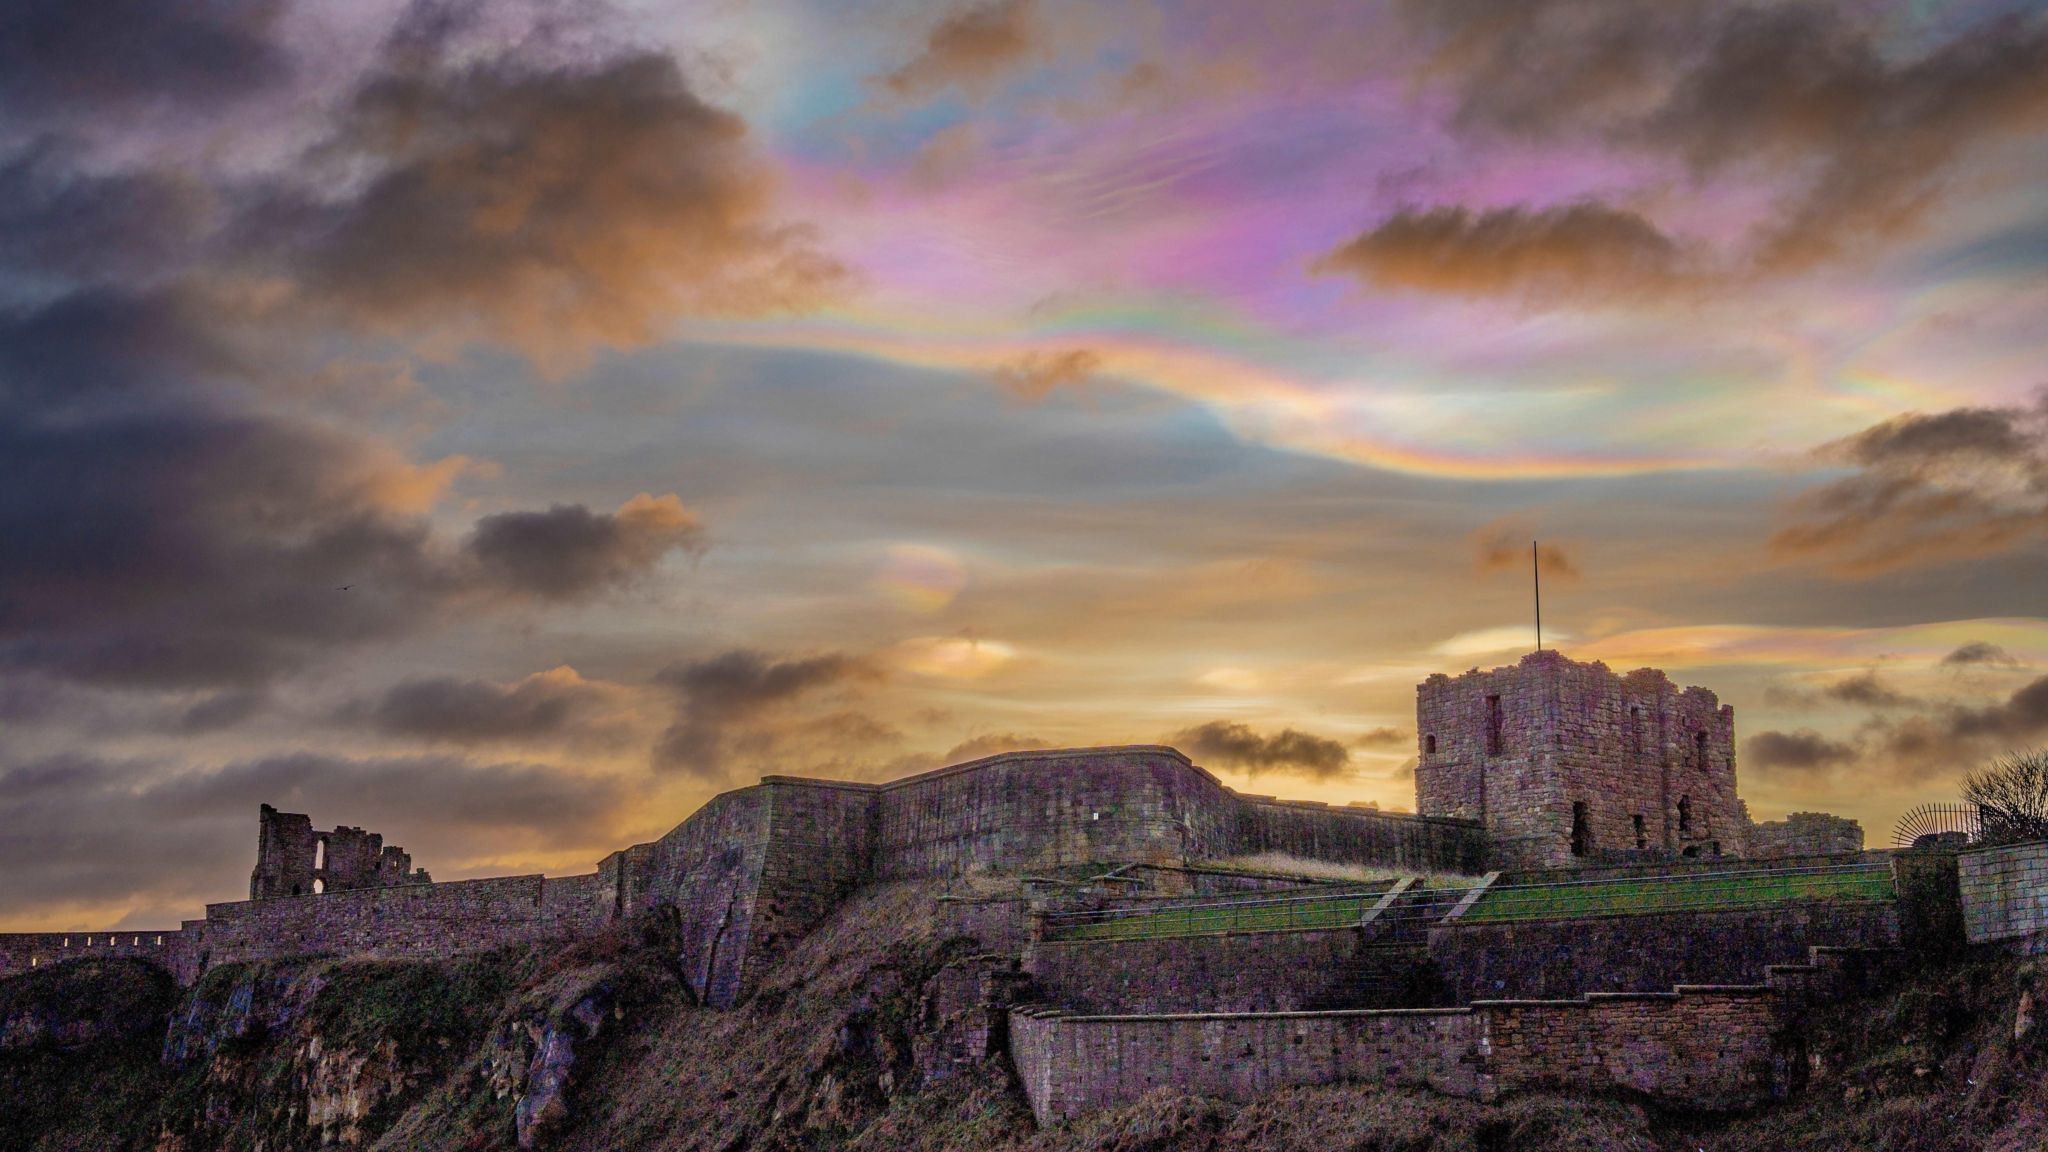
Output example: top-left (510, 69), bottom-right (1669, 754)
top-left (1533, 540), bottom-right (1542, 653)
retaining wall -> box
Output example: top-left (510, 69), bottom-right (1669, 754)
top-left (1026, 928), bottom-right (1377, 1014)
top-left (1009, 986), bottom-right (1787, 1125)
top-left (1959, 839), bottom-right (2048, 946)
top-left (1428, 902), bottom-right (1900, 1001)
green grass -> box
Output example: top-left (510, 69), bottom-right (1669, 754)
top-left (1047, 889), bottom-right (1387, 941)
top-left (1461, 867), bottom-right (1895, 924)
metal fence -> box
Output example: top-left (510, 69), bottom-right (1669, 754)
top-left (1041, 883), bottom-right (1473, 942)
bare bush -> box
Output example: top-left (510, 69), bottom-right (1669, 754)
top-left (1963, 748), bottom-right (2048, 844)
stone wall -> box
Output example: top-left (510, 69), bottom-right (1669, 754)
top-left (1427, 903), bottom-right (1900, 1002)
top-left (1416, 652), bottom-right (1743, 870)
top-left (1009, 986), bottom-right (1788, 1124)
top-left (1025, 928), bottom-right (1394, 1014)
top-left (187, 874), bottom-right (605, 973)
top-left (1958, 839), bottom-right (2048, 946)
top-left (874, 747), bottom-right (1237, 877)
top-left (1236, 798), bottom-right (1487, 873)
top-left (1749, 813), bottom-right (1865, 859)
top-left (0, 929), bottom-right (187, 981)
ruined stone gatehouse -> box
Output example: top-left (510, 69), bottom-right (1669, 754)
top-left (1416, 650), bottom-right (1745, 870)
top-left (249, 803), bottom-right (431, 899)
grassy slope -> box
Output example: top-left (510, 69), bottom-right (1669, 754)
top-left (0, 959), bottom-right (178, 1152)
top-left (1463, 868), bottom-right (1895, 923)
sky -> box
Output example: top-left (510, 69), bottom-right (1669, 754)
top-left (3, 0), bottom-right (2048, 931)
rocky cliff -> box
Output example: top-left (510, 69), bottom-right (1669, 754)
top-left (3, 879), bottom-right (2046, 1151)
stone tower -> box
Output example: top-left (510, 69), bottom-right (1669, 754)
top-left (1414, 651), bottom-right (1743, 870)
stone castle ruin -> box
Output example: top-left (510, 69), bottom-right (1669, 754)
top-left (248, 804), bottom-right (432, 899)
top-left (8, 650), bottom-right (1971, 1125)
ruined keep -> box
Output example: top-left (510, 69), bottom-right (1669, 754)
top-left (249, 804), bottom-right (431, 899)
top-left (1416, 650), bottom-right (1749, 870)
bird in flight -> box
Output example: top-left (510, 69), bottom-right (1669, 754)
top-left (337, 585), bottom-right (353, 591)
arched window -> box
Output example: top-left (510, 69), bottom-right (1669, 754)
top-left (1570, 802), bottom-right (1591, 857)
top-left (1677, 795), bottom-right (1692, 832)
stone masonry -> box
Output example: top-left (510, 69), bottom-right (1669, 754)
top-left (249, 804), bottom-right (431, 899)
top-left (1417, 651), bottom-right (1748, 869)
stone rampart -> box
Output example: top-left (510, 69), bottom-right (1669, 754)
top-left (1958, 839), bottom-right (2048, 946)
top-left (1008, 986), bottom-right (1787, 1124)
top-left (1428, 902), bottom-right (1900, 1002)
top-left (0, 930), bottom-right (187, 981)
top-left (187, 874), bottom-right (604, 973)
top-left (6, 745), bottom-right (1484, 1002)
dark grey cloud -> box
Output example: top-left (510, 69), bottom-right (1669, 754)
top-left (1743, 729), bottom-right (1858, 774)
top-left (270, 33), bottom-right (847, 369)
top-left (0, 146), bottom-right (214, 284)
top-left (464, 497), bottom-right (702, 600)
top-left (1771, 399), bottom-right (2048, 575)
top-left (0, 0), bottom-right (289, 124)
top-left (176, 690), bottom-right (269, 735)
top-left (0, 748), bottom-right (630, 924)
top-left (652, 650), bottom-right (875, 776)
top-left (1944, 642), bottom-right (2023, 668)
top-left (1370, 2), bottom-right (2048, 303)
top-left (352, 671), bottom-right (602, 745)
top-left (1170, 720), bottom-right (1352, 779)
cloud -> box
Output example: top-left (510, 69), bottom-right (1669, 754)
top-left (463, 494), bottom-right (702, 600)
top-left (1944, 642), bottom-right (2022, 668)
top-left (1385, 2), bottom-right (2048, 302)
top-left (1770, 400), bottom-right (2048, 576)
top-left (939, 732), bottom-right (1050, 764)
top-left (272, 29), bottom-right (848, 371)
top-left (1169, 720), bottom-right (1352, 779)
top-left (0, 748), bottom-right (631, 926)
top-left (176, 690), bottom-right (269, 735)
top-left (0, 145), bottom-right (215, 284)
top-left (1744, 729), bottom-right (1858, 774)
top-left (0, 0), bottom-right (289, 124)
top-left (1316, 202), bottom-right (1687, 302)
top-left (651, 649), bottom-right (875, 776)
top-left (991, 348), bottom-right (1102, 400)
top-left (1472, 519), bottom-right (1581, 579)
top-left (878, 0), bottom-right (1044, 102)
top-left (352, 667), bottom-right (605, 745)
top-left (1354, 727), bottom-right (1410, 749)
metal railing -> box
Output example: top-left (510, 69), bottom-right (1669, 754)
top-left (1041, 883), bottom-right (1476, 942)
top-left (1461, 860), bottom-right (1895, 924)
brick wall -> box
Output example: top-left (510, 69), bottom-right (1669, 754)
top-left (1428, 903), bottom-right (1900, 1001)
top-left (1958, 839), bottom-right (2048, 945)
top-left (0, 930), bottom-right (187, 981)
top-left (1008, 986), bottom-right (1787, 1124)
